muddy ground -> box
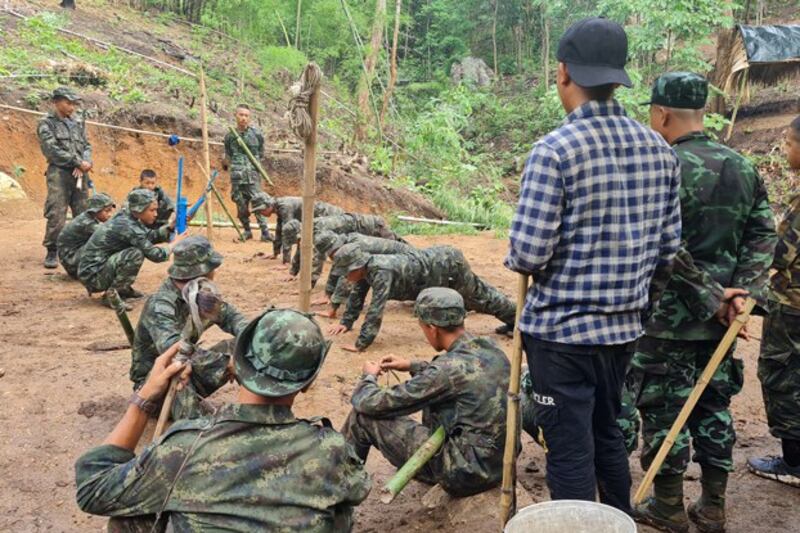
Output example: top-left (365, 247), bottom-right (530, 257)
top-left (0, 206), bottom-right (797, 533)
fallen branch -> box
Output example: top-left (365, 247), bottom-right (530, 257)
top-left (397, 215), bottom-right (487, 229)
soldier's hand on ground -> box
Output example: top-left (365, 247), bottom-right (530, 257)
top-left (362, 361), bottom-right (382, 376)
top-left (282, 275), bottom-right (297, 282)
top-left (138, 342), bottom-right (192, 401)
top-left (342, 344), bottom-right (364, 353)
top-left (380, 355), bottom-right (411, 372)
top-left (312, 296), bottom-right (330, 306)
top-left (328, 324), bottom-right (349, 336)
top-left (274, 264), bottom-right (289, 271)
top-left (315, 308), bottom-right (337, 319)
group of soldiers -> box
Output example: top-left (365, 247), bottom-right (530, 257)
top-left (34, 18), bottom-right (800, 532)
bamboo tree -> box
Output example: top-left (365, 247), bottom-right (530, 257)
top-left (355, 0), bottom-right (387, 141)
top-left (380, 0), bottom-right (403, 128)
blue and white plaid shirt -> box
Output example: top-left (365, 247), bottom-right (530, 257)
top-left (505, 100), bottom-right (682, 345)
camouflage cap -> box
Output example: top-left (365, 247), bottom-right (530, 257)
top-left (250, 192), bottom-right (275, 212)
top-left (315, 231), bottom-right (342, 257)
top-left (283, 219), bottom-right (302, 244)
top-left (642, 72), bottom-right (708, 109)
top-left (234, 308), bottom-right (331, 398)
top-left (126, 189), bottom-right (157, 213)
top-left (85, 192), bottom-right (115, 214)
top-left (414, 287), bottom-right (466, 327)
top-left (332, 243), bottom-right (369, 273)
top-left (52, 86), bottom-right (81, 102)
top-left (168, 235), bottom-right (224, 280)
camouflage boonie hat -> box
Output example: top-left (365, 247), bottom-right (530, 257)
top-left (52, 86), bottom-right (81, 102)
top-left (332, 243), bottom-right (369, 273)
top-left (283, 219), bottom-right (302, 244)
top-left (127, 189), bottom-right (157, 213)
top-left (234, 308), bottom-right (331, 398)
top-left (250, 192), bottom-right (274, 212)
top-left (168, 235), bottom-right (224, 280)
top-left (414, 287), bottom-right (466, 327)
top-left (642, 72), bottom-right (708, 109)
top-left (315, 231), bottom-right (342, 257)
top-left (85, 192), bottom-right (115, 214)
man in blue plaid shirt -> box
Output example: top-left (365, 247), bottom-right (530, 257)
top-left (505, 18), bottom-right (681, 513)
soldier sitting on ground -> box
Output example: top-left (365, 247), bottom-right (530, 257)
top-left (342, 288), bottom-right (509, 496)
top-left (75, 309), bottom-right (371, 531)
top-left (133, 169), bottom-right (175, 230)
top-left (328, 244), bottom-right (516, 353)
top-left (130, 235), bottom-right (249, 420)
top-left (78, 189), bottom-right (186, 309)
top-left (249, 192), bottom-right (343, 262)
top-left (57, 192), bottom-right (115, 279)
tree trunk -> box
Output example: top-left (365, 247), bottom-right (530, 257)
top-left (295, 0), bottom-right (302, 49)
top-left (492, 0), bottom-right (499, 77)
top-left (380, 0), bottom-right (402, 128)
top-left (355, 0), bottom-right (386, 142)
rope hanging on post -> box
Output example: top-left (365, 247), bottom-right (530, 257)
top-left (288, 63), bottom-right (323, 141)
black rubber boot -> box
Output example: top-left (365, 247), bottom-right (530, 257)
top-left (633, 474), bottom-right (689, 532)
top-left (688, 465), bottom-right (727, 532)
top-left (44, 249), bottom-right (58, 269)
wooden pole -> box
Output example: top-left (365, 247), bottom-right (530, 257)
top-left (381, 426), bottom-right (446, 503)
top-left (298, 78), bottom-right (320, 312)
top-left (500, 273), bottom-right (531, 526)
top-left (199, 66), bottom-right (214, 241)
top-left (193, 159), bottom-right (246, 241)
top-left (633, 298), bottom-right (756, 504)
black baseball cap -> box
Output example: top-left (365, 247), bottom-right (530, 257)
top-left (557, 17), bottom-right (632, 88)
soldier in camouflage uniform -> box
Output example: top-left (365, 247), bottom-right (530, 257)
top-left (38, 87), bottom-right (93, 269)
top-left (56, 192), bottom-right (115, 279)
top-left (250, 192), bottom-right (344, 261)
top-left (342, 288), bottom-right (509, 496)
top-left (130, 236), bottom-right (249, 419)
top-left (133, 169), bottom-right (175, 229)
top-left (329, 244), bottom-right (516, 352)
top-left (630, 73), bottom-right (777, 533)
top-left (75, 308), bottom-right (371, 531)
top-left (78, 189), bottom-right (184, 308)
top-left (223, 105), bottom-right (271, 241)
top-left (748, 115), bottom-right (800, 488)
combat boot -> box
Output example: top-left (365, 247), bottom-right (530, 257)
top-left (44, 249), bottom-right (58, 269)
top-left (633, 474), bottom-right (689, 533)
top-left (495, 323), bottom-right (515, 338)
top-left (688, 465), bottom-right (727, 532)
top-left (117, 286), bottom-right (144, 299)
top-left (747, 455), bottom-right (800, 487)
top-left (101, 292), bottom-right (133, 311)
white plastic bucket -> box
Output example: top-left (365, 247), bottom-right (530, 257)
top-left (504, 500), bottom-right (636, 533)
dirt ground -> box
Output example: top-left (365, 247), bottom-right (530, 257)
top-left (0, 205), bottom-right (797, 533)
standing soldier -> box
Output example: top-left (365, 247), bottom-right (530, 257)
top-left (632, 73), bottom-right (777, 533)
top-left (38, 86), bottom-right (93, 269)
top-left (748, 115), bottom-right (800, 488)
top-left (223, 104), bottom-right (271, 242)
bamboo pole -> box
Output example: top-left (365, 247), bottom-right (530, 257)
top-left (199, 66), bottom-right (214, 242)
top-left (298, 78), bottom-right (320, 312)
top-left (633, 297), bottom-right (756, 504)
top-left (193, 159), bottom-right (246, 241)
top-left (381, 426), bottom-right (446, 504)
top-left (106, 289), bottom-right (135, 345)
top-left (500, 273), bottom-right (531, 526)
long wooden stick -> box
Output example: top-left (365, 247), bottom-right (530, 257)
top-left (153, 377), bottom-right (179, 440)
top-left (193, 159), bottom-right (246, 241)
top-left (500, 273), bottom-right (531, 526)
top-left (633, 297), bottom-right (756, 504)
top-left (199, 66), bottom-right (214, 242)
top-left (298, 77), bottom-right (320, 312)
top-left (381, 426), bottom-right (446, 504)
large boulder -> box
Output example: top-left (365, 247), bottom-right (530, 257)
top-left (451, 57), bottom-right (494, 87)
top-left (0, 172), bottom-right (27, 201)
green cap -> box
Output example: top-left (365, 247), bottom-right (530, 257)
top-left (52, 86), bottom-right (81, 102)
top-left (250, 192), bottom-right (274, 212)
top-left (414, 287), bottom-right (466, 327)
top-left (642, 72), bottom-right (708, 109)
top-left (168, 235), bottom-right (224, 280)
top-left (332, 243), bottom-right (369, 273)
top-left (126, 189), bottom-right (156, 213)
top-left (283, 219), bottom-right (301, 244)
top-left (234, 309), bottom-right (331, 398)
top-left (315, 231), bottom-right (342, 257)
top-left (85, 192), bottom-right (115, 214)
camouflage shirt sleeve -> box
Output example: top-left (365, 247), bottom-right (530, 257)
top-left (144, 297), bottom-right (182, 354)
top-left (255, 129), bottom-right (265, 159)
top-left (79, 118), bottom-right (92, 163)
top-left (341, 279), bottom-right (370, 330)
top-left (351, 364), bottom-right (455, 418)
top-left (223, 132), bottom-right (235, 163)
top-left (354, 270), bottom-right (393, 350)
top-left (216, 302), bottom-right (249, 337)
top-left (37, 119), bottom-right (81, 168)
top-left (330, 277), bottom-right (354, 309)
top-left (273, 213), bottom-right (283, 257)
top-left (133, 225), bottom-right (171, 263)
top-left (773, 195), bottom-right (800, 271)
top-left (290, 247), bottom-right (300, 276)
top-left (669, 246), bottom-right (724, 322)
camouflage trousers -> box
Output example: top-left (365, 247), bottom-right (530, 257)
top-left (58, 245), bottom-right (84, 279)
top-left (625, 336), bottom-right (743, 475)
top-left (43, 166), bottom-right (87, 250)
top-left (231, 180), bottom-right (269, 236)
top-left (80, 247), bottom-right (144, 294)
top-left (758, 303), bottom-right (800, 441)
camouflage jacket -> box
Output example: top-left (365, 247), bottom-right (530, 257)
top-left (276, 198), bottom-right (345, 259)
top-left (57, 211), bottom-right (100, 275)
top-left (770, 193), bottom-right (800, 309)
top-left (77, 211), bottom-right (172, 284)
top-left (130, 277), bottom-right (248, 387)
top-left (131, 185), bottom-right (175, 227)
top-left (37, 111), bottom-right (92, 170)
top-left (75, 403), bottom-right (371, 531)
top-left (646, 132), bottom-right (777, 340)
top-left (341, 246), bottom-right (465, 350)
top-left (224, 126), bottom-right (264, 184)
top-left (351, 333), bottom-right (509, 491)
top-left (326, 234), bottom-right (416, 308)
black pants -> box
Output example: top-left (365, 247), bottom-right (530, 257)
top-left (523, 334), bottom-right (633, 513)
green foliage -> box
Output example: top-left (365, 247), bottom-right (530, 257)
top-left (257, 46), bottom-right (308, 77)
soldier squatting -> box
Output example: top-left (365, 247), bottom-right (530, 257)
top-left (33, 15), bottom-right (800, 533)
